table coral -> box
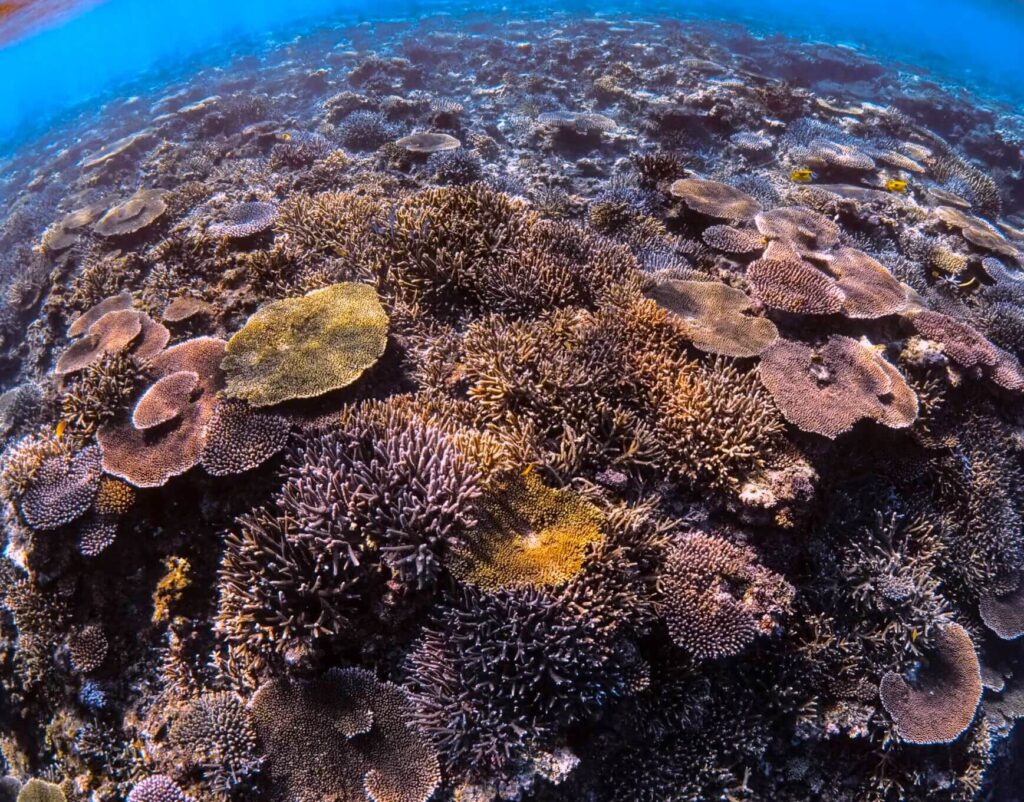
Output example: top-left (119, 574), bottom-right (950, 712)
top-left (221, 283), bottom-right (388, 407)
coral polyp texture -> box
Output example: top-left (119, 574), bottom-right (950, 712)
top-left (3, 11), bottom-right (1024, 802)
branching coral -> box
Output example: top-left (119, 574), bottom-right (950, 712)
top-left (18, 445), bottom-right (102, 530)
top-left (652, 358), bottom-right (785, 495)
top-left (217, 398), bottom-right (481, 661)
top-left (167, 691), bottom-right (263, 796)
top-left (200, 400), bottom-right (290, 476)
top-left (251, 667), bottom-right (440, 802)
top-left (405, 581), bottom-right (647, 781)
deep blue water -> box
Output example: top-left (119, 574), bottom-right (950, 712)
top-left (1, 0), bottom-right (1024, 155)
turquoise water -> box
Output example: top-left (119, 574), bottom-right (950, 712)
top-left (1, 0), bottom-right (1024, 153)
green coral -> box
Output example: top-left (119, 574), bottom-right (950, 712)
top-left (220, 283), bottom-right (389, 407)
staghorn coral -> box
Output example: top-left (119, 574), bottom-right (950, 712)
top-left (931, 154), bottom-right (1002, 217)
top-left (449, 472), bottom-right (604, 590)
top-left (759, 336), bottom-right (918, 438)
top-left (59, 350), bottom-right (143, 441)
top-left (658, 532), bottom-right (793, 659)
top-left (405, 579), bottom-right (647, 781)
top-left (217, 398), bottom-right (481, 661)
top-left (221, 283), bottom-right (388, 407)
top-left (653, 357), bottom-right (785, 495)
top-left (879, 622), bottom-right (982, 744)
top-left (250, 667), bottom-right (440, 802)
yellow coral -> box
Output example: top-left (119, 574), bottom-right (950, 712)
top-left (450, 472), bottom-right (604, 590)
top-left (221, 283), bottom-right (388, 407)
top-left (152, 556), bottom-right (192, 625)
top-left (93, 475), bottom-right (136, 516)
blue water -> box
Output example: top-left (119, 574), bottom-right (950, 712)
top-left (1, 0), bottom-right (1024, 154)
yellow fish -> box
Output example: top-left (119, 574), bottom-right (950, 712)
top-left (55, 419), bottom-right (67, 439)
top-left (790, 168), bottom-right (815, 184)
top-left (885, 178), bottom-right (908, 193)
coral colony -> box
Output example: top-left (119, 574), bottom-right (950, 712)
top-left (2, 12), bottom-right (1024, 802)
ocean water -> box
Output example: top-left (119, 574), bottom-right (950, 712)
top-left (1, 0), bottom-right (1024, 152)
top-left (2, 2), bottom-right (1024, 802)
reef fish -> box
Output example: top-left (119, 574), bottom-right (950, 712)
top-left (790, 168), bottom-right (815, 183)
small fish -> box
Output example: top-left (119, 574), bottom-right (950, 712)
top-left (790, 168), bottom-right (815, 183)
top-left (958, 275), bottom-right (978, 290)
top-left (885, 178), bottom-right (908, 193)
top-left (55, 419), bottom-right (67, 439)
top-left (279, 132), bottom-right (293, 141)
top-left (521, 464), bottom-right (535, 477)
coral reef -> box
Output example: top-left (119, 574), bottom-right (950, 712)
top-left (2, 11), bottom-right (1024, 802)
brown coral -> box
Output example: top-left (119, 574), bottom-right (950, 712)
top-left (131, 371), bottom-right (199, 430)
top-left (746, 257), bottom-right (845, 315)
top-left (67, 291), bottom-right (134, 338)
top-left (879, 622), bottom-right (982, 744)
top-left (646, 278), bottom-right (778, 357)
top-left (759, 336), bottom-right (918, 438)
top-left (669, 178), bottom-right (761, 220)
top-left (97, 337), bottom-right (226, 487)
top-left (449, 472), bottom-right (604, 590)
top-left (221, 283), bottom-right (388, 407)
top-left (658, 532), bottom-right (794, 659)
top-left (250, 667), bottom-right (441, 802)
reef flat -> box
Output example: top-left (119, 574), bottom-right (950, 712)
top-left (1, 12), bottom-right (1024, 802)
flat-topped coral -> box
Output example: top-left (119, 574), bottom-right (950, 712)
top-left (251, 667), bottom-right (440, 802)
top-left (746, 256), bottom-right (845, 315)
top-left (221, 283), bottom-right (388, 407)
top-left (97, 337), bottom-right (226, 487)
top-left (92, 189), bottom-right (168, 238)
top-left (759, 336), bottom-right (918, 438)
top-left (131, 371), bottom-right (199, 430)
top-left (879, 622), bottom-right (982, 744)
top-left (449, 472), bottom-right (604, 590)
top-left (645, 278), bottom-right (778, 357)
top-left (207, 201), bottom-right (278, 239)
top-left (669, 178), bottom-right (761, 220)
